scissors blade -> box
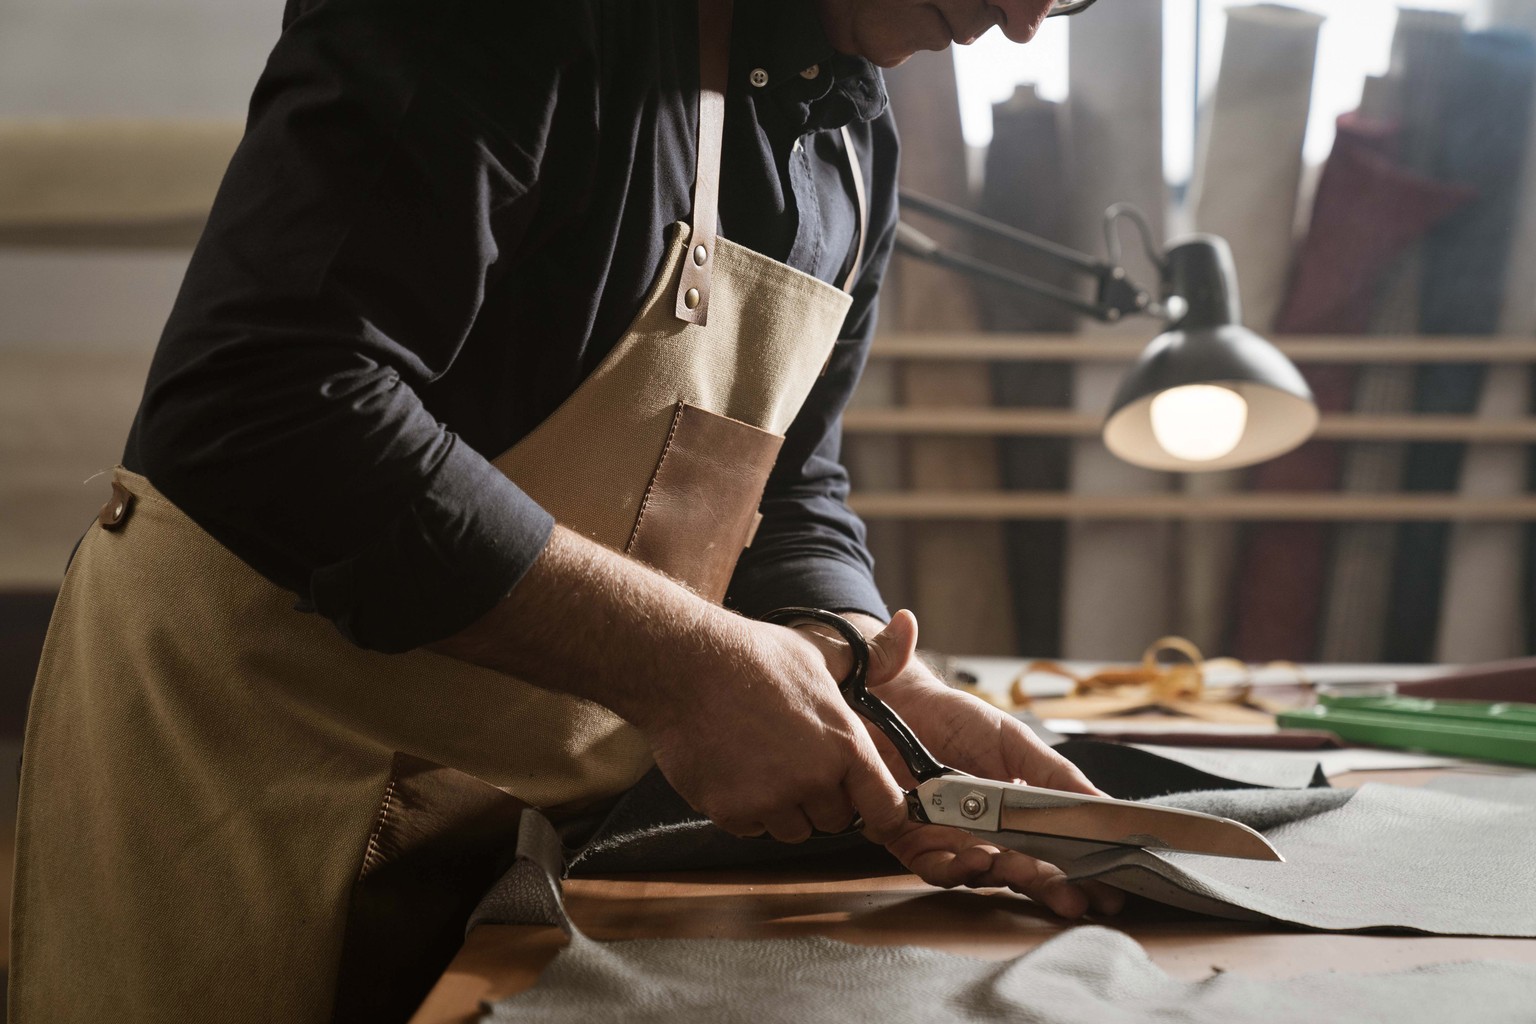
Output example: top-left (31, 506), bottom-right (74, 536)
top-left (914, 776), bottom-right (1283, 862)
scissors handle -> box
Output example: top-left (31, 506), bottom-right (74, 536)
top-left (762, 608), bottom-right (953, 784)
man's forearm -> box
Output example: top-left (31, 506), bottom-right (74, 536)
top-left (430, 524), bottom-right (751, 730)
top-left (431, 523), bottom-right (923, 850)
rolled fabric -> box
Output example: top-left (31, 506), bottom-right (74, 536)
top-left (1229, 114), bottom-right (1473, 661)
top-left (1441, 0), bottom-right (1536, 662)
top-left (1062, 0), bottom-right (1172, 661)
top-left (1385, 30), bottom-right (1536, 664)
top-left (979, 86), bottom-right (1076, 658)
top-left (1177, 5), bottom-right (1321, 656)
top-left (1321, 13), bottom-right (1467, 663)
top-left (1188, 4), bottom-right (1323, 333)
top-left (1436, 366), bottom-right (1531, 662)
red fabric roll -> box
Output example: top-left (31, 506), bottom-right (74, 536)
top-left (1229, 114), bottom-right (1475, 662)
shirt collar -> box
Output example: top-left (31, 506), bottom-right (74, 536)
top-left (736, 0), bottom-right (888, 130)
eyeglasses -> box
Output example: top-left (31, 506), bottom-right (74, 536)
top-left (1046, 0), bottom-right (1101, 15)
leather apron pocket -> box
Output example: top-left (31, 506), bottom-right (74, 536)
top-left (625, 401), bottom-right (783, 602)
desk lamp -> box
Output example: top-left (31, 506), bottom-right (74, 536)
top-left (896, 190), bottom-right (1318, 472)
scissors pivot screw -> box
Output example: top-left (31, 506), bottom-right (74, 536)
top-left (960, 792), bottom-right (988, 820)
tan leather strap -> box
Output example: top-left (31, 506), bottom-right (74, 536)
top-left (675, 0), bottom-right (734, 325)
top-left (839, 124), bottom-right (868, 293)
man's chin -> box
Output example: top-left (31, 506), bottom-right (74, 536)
top-left (868, 40), bottom-right (953, 68)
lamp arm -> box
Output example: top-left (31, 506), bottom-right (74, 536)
top-left (899, 189), bottom-right (1102, 274)
top-left (894, 222), bottom-right (1108, 319)
top-left (896, 189), bottom-right (1156, 323)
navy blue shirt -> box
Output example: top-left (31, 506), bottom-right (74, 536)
top-left (126, 0), bottom-right (898, 653)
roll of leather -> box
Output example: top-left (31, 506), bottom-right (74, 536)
top-left (1436, 365), bottom-right (1531, 662)
top-left (1062, 0), bottom-right (1172, 661)
top-left (1230, 114), bottom-right (1472, 661)
top-left (1188, 4), bottom-right (1322, 333)
top-left (1455, 0), bottom-right (1536, 661)
top-left (1178, 5), bottom-right (1322, 655)
top-left (1386, 30), bottom-right (1536, 663)
top-left (978, 87), bottom-right (1076, 657)
top-left (1320, 15), bottom-right (1466, 663)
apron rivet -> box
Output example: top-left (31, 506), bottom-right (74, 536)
top-left (684, 287), bottom-right (701, 309)
top-left (98, 481), bottom-right (134, 529)
top-left (693, 245), bottom-right (708, 266)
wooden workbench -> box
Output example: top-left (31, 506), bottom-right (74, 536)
top-left (408, 768), bottom-right (1536, 1024)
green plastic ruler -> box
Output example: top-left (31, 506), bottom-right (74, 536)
top-left (1277, 695), bottom-right (1536, 767)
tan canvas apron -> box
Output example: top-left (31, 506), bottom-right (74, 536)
top-left (9, 3), bottom-right (869, 1020)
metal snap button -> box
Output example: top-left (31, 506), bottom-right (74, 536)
top-left (749, 68), bottom-right (769, 88)
top-left (693, 244), bottom-right (708, 266)
top-left (684, 287), bottom-right (701, 309)
top-left (98, 481), bottom-right (134, 530)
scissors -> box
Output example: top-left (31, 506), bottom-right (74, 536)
top-left (763, 608), bottom-right (1283, 863)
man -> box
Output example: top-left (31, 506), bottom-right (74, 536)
top-left (12, 1), bottom-right (1115, 1021)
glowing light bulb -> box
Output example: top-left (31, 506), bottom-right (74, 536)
top-left (1149, 384), bottom-right (1248, 463)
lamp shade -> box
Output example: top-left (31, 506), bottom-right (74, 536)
top-left (1103, 236), bottom-right (1318, 472)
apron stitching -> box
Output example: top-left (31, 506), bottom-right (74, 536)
top-left (624, 402), bottom-right (688, 554)
top-left (358, 773), bottom-right (399, 881)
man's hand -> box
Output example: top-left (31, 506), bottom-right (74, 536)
top-left (797, 610), bottom-right (1125, 918)
top-left (438, 526), bottom-right (1119, 916)
top-left (640, 617), bottom-right (919, 846)
top-left (437, 527), bottom-right (921, 852)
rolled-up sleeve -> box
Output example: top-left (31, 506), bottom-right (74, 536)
top-left (128, 0), bottom-right (594, 652)
top-left (725, 113), bottom-right (898, 624)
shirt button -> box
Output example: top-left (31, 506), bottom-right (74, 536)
top-left (800, 64), bottom-right (820, 80)
top-left (749, 68), bottom-right (769, 88)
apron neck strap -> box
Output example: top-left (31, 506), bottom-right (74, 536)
top-left (674, 1), bottom-right (869, 317)
top-left (675, 0), bottom-right (733, 325)
top-left (838, 124), bottom-right (867, 294)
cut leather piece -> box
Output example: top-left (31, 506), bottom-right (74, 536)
top-left (480, 813), bottom-right (1536, 1024)
top-left (332, 753), bottom-right (527, 1024)
top-left (1053, 739), bottom-right (1329, 797)
top-left (1063, 780), bottom-right (1536, 936)
top-left (468, 808), bottom-right (572, 933)
top-left (626, 402), bottom-right (783, 603)
top-left (1395, 658), bottom-right (1536, 702)
top-left (474, 746), bottom-right (1536, 939)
